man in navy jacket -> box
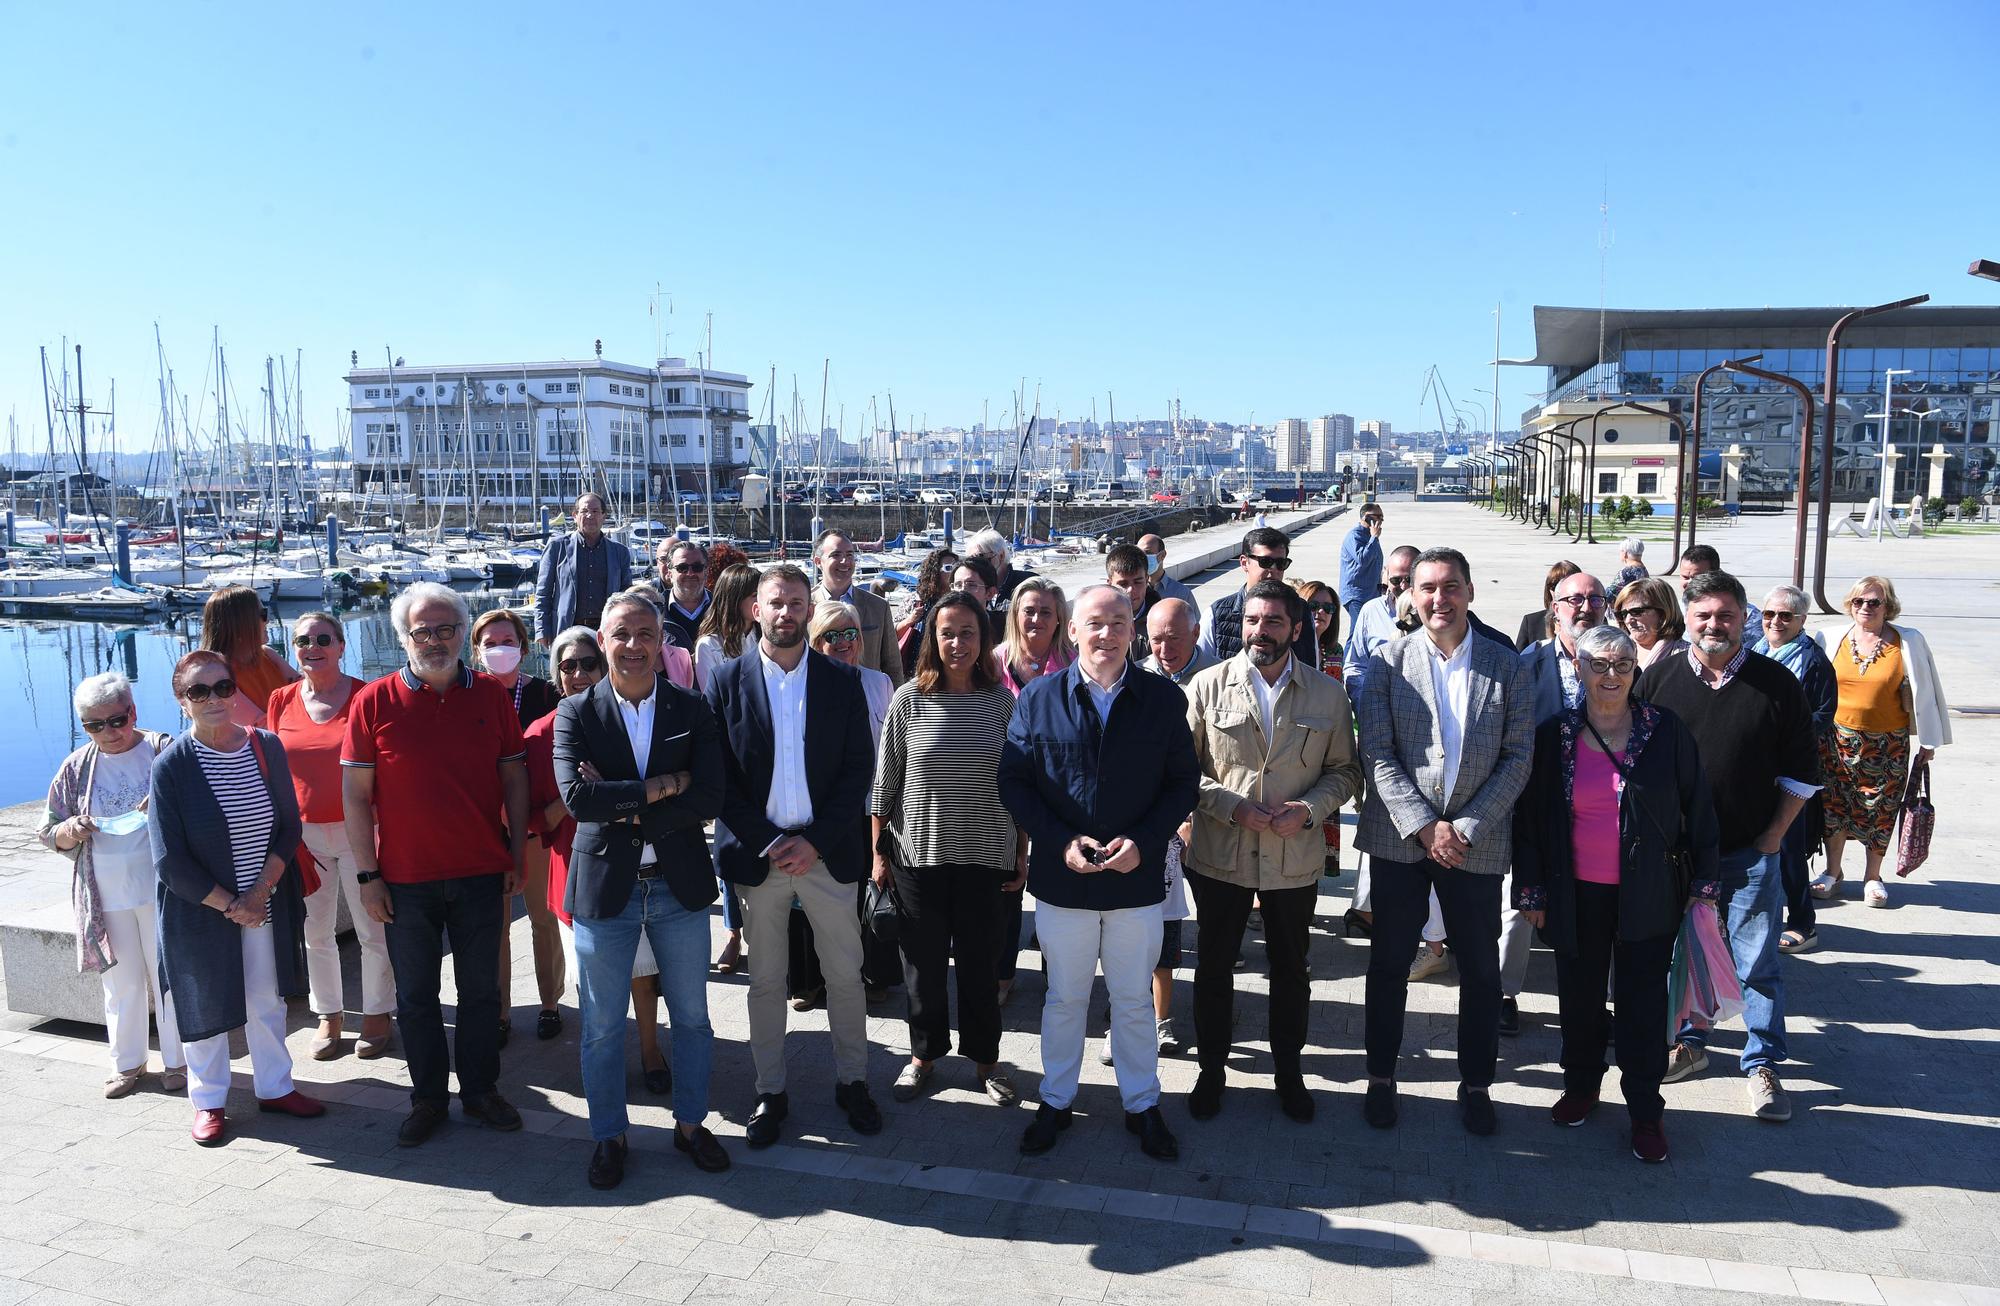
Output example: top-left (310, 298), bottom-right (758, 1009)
top-left (534, 492), bottom-right (633, 644)
top-left (706, 564), bottom-right (881, 1150)
top-left (999, 584), bottom-right (1200, 1161)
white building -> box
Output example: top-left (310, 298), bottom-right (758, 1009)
top-left (1271, 418), bottom-right (1310, 471)
top-left (342, 355), bottom-right (752, 509)
top-left (1309, 414), bottom-right (1353, 472)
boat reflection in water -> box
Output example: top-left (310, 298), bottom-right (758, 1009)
top-left (0, 585), bottom-right (545, 809)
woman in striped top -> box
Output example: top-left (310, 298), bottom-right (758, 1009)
top-left (870, 591), bottom-right (1022, 1108)
top-left (151, 649), bottom-right (323, 1147)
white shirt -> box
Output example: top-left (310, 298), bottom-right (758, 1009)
top-left (615, 685), bottom-right (658, 867)
top-left (1424, 628), bottom-right (1474, 806)
top-left (1080, 662), bottom-right (1128, 725)
top-left (760, 647), bottom-right (814, 834)
top-left (1244, 653), bottom-right (1293, 743)
top-left (89, 744), bottom-right (157, 912)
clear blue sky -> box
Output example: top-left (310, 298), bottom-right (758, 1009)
top-left (3, 1), bottom-right (1993, 453)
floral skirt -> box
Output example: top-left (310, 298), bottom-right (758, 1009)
top-left (1819, 724), bottom-right (1910, 852)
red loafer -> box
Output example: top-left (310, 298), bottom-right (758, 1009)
top-left (192, 1108), bottom-right (227, 1146)
top-left (257, 1090), bottom-right (327, 1119)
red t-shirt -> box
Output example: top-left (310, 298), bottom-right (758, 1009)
top-left (341, 664), bottom-right (527, 884)
top-left (266, 678), bottom-right (362, 825)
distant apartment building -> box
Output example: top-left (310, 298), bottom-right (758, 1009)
top-left (1271, 418), bottom-right (1310, 471)
top-left (1308, 414), bottom-right (1353, 472)
top-left (1357, 419), bottom-right (1392, 450)
top-left (342, 355), bottom-right (752, 508)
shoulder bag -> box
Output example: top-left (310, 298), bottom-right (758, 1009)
top-left (1895, 757), bottom-right (1934, 878)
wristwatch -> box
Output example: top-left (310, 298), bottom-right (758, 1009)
top-left (356, 871), bottom-right (382, 884)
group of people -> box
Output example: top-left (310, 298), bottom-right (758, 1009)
top-left (42, 495), bottom-right (1949, 1185)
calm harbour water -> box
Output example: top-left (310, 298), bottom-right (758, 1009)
top-left (0, 588), bottom-right (545, 810)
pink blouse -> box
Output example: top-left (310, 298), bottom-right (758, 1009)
top-left (1571, 744), bottom-right (1626, 885)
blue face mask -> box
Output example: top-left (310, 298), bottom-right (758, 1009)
top-left (1146, 554), bottom-right (1162, 576)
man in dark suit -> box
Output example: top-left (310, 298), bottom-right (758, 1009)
top-left (534, 492), bottom-right (633, 645)
top-left (706, 564), bottom-right (882, 1149)
top-left (555, 589), bottom-right (729, 1187)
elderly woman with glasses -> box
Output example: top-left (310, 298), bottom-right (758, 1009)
top-left (1812, 576), bottom-right (1951, 908)
top-left (1752, 587), bottom-right (1837, 952)
top-left (41, 671), bottom-right (187, 1099)
top-left (1612, 576), bottom-right (1689, 670)
top-left (1514, 625), bottom-right (1719, 1164)
top-left (152, 649), bottom-right (324, 1145)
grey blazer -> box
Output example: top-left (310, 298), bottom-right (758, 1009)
top-left (1518, 637), bottom-right (1571, 727)
top-left (1355, 629), bottom-right (1535, 874)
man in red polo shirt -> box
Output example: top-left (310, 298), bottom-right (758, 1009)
top-left (343, 582), bottom-right (529, 1147)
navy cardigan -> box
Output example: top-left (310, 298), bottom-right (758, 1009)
top-left (149, 730), bottom-right (308, 1043)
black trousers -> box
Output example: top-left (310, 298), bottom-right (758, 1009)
top-left (788, 886), bottom-right (901, 995)
top-left (1364, 858), bottom-right (1502, 1087)
top-left (1188, 871), bottom-right (1316, 1076)
top-left (896, 865), bottom-right (1004, 1065)
top-left (1554, 882), bottom-right (1674, 1123)
top-left (994, 890), bottom-right (1026, 982)
top-left (384, 873), bottom-right (505, 1106)
top-left (1778, 812), bottom-right (1817, 937)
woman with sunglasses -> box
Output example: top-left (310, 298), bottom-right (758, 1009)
top-left (1514, 625), bottom-right (1719, 1164)
top-left (1813, 576), bottom-right (1951, 908)
top-left (200, 584), bottom-right (300, 728)
top-left (897, 548), bottom-right (960, 677)
top-left (151, 649), bottom-right (323, 1146)
top-left (267, 613), bottom-right (392, 1060)
top-left (1751, 586), bottom-right (1837, 953)
top-left (41, 671), bottom-right (187, 1099)
top-left (471, 609), bottom-right (563, 1045)
top-left (1288, 579), bottom-right (1344, 677)
top-left (1612, 576), bottom-right (1689, 670)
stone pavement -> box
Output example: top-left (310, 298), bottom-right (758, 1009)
top-left (2, 500), bottom-right (1998, 1306)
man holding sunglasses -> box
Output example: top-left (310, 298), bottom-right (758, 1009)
top-left (656, 539), bottom-right (710, 653)
top-left (1199, 527), bottom-right (1321, 666)
top-left (342, 582), bottom-right (530, 1147)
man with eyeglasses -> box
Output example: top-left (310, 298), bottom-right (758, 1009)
top-left (1751, 585), bottom-right (1837, 955)
top-left (656, 540), bottom-right (710, 653)
top-left (342, 582), bottom-right (530, 1147)
top-left (535, 492), bottom-right (633, 646)
top-left (1338, 505), bottom-right (1386, 629)
top-left (1199, 527), bottom-right (1320, 665)
top-left (812, 530), bottom-right (904, 688)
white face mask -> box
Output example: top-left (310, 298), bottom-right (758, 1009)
top-left (481, 645), bottom-right (523, 675)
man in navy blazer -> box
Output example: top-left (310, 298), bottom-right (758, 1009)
top-left (534, 492), bottom-right (633, 644)
top-left (705, 563), bottom-right (881, 1149)
top-left (555, 589), bottom-right (728, 1187)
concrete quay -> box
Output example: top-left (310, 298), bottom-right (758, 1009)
top-left (1, 499), bottom-right (1997, 1306)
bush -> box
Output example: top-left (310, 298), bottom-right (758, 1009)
top-left (1962, 495), bottom-right (1982, 520)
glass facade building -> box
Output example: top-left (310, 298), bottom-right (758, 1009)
top-left (1521, 307), bottom-right (2000, 501)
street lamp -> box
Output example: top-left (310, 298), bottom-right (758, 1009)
top-left (1969, 259), bottom-right (2000, 282)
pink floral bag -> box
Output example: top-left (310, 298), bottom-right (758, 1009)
top-left (1894, 758), bottom-right (1934, 879)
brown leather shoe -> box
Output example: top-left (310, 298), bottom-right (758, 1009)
top-left (191, 1108), bottom-right (227, 1146)
top-left (257, 1090), bottom-right (327, 1119)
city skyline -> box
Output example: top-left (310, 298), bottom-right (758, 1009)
top-left (4, 2), bottom-right (1994, 453)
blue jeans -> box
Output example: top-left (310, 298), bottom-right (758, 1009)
top-left (1678, 846), bottom-right (1785, 1073)
top-left (574, 878), bottom-right (713, 1140)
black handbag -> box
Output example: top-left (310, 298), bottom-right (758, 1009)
top-left (866, 825), bottom-right (906, 946)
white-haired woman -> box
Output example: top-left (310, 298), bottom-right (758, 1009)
top-left (1613, 538), bottom-right (1648, 595)
top-left (40, 671), bottom-right (186, 1098)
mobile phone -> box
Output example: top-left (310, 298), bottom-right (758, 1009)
top-left (1083, 845), bottom-right (1109, 865)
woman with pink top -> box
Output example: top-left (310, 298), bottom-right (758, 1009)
top-left (992, 577), bottom-right (1072, 694)
top-left (1512, 624), bottom-right (1720, 1165)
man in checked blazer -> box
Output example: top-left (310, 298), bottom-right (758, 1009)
top-left (1355, 546), bottom-right (1535, 1137)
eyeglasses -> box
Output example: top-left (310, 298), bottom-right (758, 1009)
top-left (1764, 610), bottom-right (1803, 622)
top-left (1851, 597), bottom-right (1884, 609)
top-left (293, 632), bottom-right (339, 649)
top-left (182, 679), bottom-right (239, 703)
top-left (81, 712), bottom-right (131, 734)
top-left (1308, 601), bottom-right (1337, 615)
top-left (556, 655), bottom-right (603, 675)
top-left (406, 623), bottom-right (461, 646)
top-left (1245, 554), bottom-right (1292, 570)
top-left (670, 563), bottom-right (706, 575)
top-left (1583, 658), bottom-right (1637, 676)
top-left (1618, 606), bottom-right (1662, 622)
top-left (816, 628), bottom-right (861, 645)
top-left (1554, 594), bottom-right (1608, 609)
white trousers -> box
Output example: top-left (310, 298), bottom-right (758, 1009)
top-left (1037, 900), bottom-right (1162, 1112)
top-left (101, 905), bottom-right (183, 1073)
top-left (183, 925), bottom-right (295, 1110)
top-left (300, 822), bottom-right (396, 1018)
top-left (1500, 872), bottom-right (1533, 999)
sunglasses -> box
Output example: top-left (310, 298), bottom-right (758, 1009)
top-left (1583, 658), bottom-right (1637, 676)
top-left (1851, 597), bottom-right (1884, 609)
top-left (1385, 575), bottom-right (1413, 591)
top-left (557, 655), bottom-right (604, 675)
top-left (293, 632), bottom-right (339, 649)
top-left (81, 712), bottom-right (131, 734)
top-left (670, 563), bottom-right (706, 575)
top-left (1245, 554), bottom-right (1292, 570)
top-left (1764, 610), bottom-right (1803, 622)
top-left (817, 628), bottom-right (861, 645)
top-left (182, 679), bottom-right (239, 703)
top-left (1618, 606), bottom-right (1662, 621)
top-left (1308, 601), bottom-right (1337, 614)
top-left (407, 623), bottom-right (461, 646)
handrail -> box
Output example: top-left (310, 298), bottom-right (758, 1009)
top-left (1815, 295), bottom-right (1929, 612)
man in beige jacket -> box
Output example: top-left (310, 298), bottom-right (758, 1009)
top-left (1184, 580), bottom-right (1361, 1124)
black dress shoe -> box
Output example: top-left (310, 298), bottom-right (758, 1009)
top-left (588, 1136), bottom-right (627, 1189)
top-left (746, 1092), bottom-right (788, 1149)
top-left (1459, 1085), bottom-right (1497, 1137)
top-left (674, 1125), bottom-right (731, 1173)
top-left (643, 1064), bottom-right (673, 1096)
top-left (834, 1080), bottom-right (883, 1136)
top-left (1498, 998), bottom-right (1520, 1038)
top-left (496, 1018), bottom-right (512, 1049)
top-left (1125, 1105), bottom-right (1179, 1160)
top-left (1363, 1081), bottom-right (1398, 1130)
top-left (1276, 1075), bottom-right (1315, 1123)
top-left (1187, 1069), bottom-right (1225, 1121)
top-left (1019, 1103), bottom-right (1072, 1155)
top-left (462, 1092), bottom-right (523, 1132)
top-left (398, 1100), bottom-right (448, 1147)
top-left (537, 1009), bottom-right (563, 1041)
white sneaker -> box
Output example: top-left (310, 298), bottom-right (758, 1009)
top-left (1097, 1041), bottom-right (1114, 1066)
top-left (1408, 946), bottom-right (1449, 982)
top-left (1864, 880), bottom-right (1889, 908)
